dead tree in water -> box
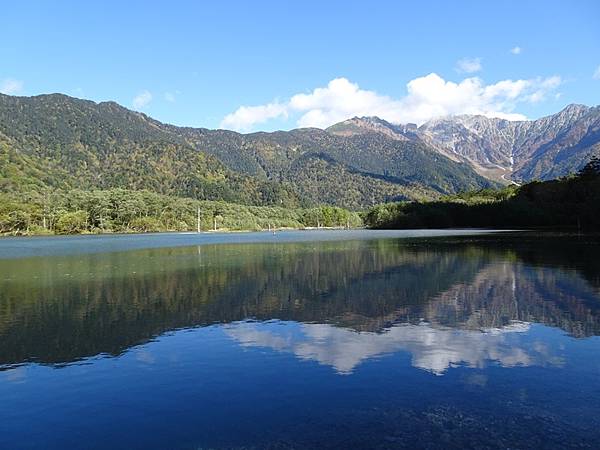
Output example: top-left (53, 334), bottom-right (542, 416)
top-left (212, 208), bottom-right (223, 231)
top-left (197, 207), bottom-right (201, 233)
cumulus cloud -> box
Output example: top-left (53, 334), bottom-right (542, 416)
top-left (456, 57), bottom-right (482, 73)
top-left (132, 90), bottom-right (152, 109)
top-left (220, 73), bottom-right (562, 131)
top-left (0, 78), bottom-right (24, 95)
top-left (594, 65), bottom-right (600, 80)
top-left (220, 101), bottom-right (288, 130)
top-left (510, 46), bottom-right (522, 55)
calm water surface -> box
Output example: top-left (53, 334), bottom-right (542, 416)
top-left (1, 230), bottom-right (599, 449)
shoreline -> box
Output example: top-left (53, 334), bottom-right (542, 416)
top-left (0, 225), bottom-right (358, 238)
top-left (2, 224), bottom-right (587, 239)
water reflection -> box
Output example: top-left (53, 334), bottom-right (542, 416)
top-left (225, 320), bottom-right (564, 375)
top-left (0, 233), bottom-right (599, 370)
top-left (2, 232), bottom-right (600, 449)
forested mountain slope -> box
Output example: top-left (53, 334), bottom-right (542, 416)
top-left (0, 93), bottom-right (496, 209)
top-left (0, 94), bottom-right (299, 207)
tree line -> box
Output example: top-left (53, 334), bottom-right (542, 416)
top-left (0, 188), bottom-right (362, 235)
top-left (364, 157), bottom-right (600, 230)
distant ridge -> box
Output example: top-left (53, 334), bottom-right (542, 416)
top-left (1, 92), bottom-right (598, 208)
top-left (328, 104), bottom-right (600, 183)
top-left (0, 93), bottom-right (496, 209)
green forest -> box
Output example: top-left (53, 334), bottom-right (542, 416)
top-left (0, 188), bottom-right (361, 235)
top-left (0, 93), bottom-right (494, 212)
top-left (0, 93), bottom-right (598, 235)
top-left (364, 157), bottom-right (600, 230)
top-left (3, 157), bottom-right (599, 235)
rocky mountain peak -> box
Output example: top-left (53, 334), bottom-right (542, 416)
top-left (325, 104), bottom-right (600, 184)
top-left (326, 116), bottom-right (409, 141)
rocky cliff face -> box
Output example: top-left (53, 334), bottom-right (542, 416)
top-left (328, 104), bottom-right (600, 183)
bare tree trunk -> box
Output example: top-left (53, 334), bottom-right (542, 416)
top-left (197, 207), bottom-right (201, 233)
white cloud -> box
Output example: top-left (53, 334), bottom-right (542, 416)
top-left (524, 75), bottom-right (561, 103)
top-left (510, 46), bottom-right (522, 55)
top-left (220, 73), bottom-right (562, 131)
top-left (456, 57), bottom-right (482, 73)
top-left (594, 65), bottom-right (600, 80)
top-left (220, 101), bottom-right (288, 131)
top-left (164, 90), bottom-right (181, 102)
top-left (132, 90), bottom-right (152, 109)
top-left (0, 78), bottom-right (24, 95)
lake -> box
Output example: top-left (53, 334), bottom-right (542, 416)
top-left (1, 230), bottom-right (599, 449)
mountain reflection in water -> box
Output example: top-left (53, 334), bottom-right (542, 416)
top-left (1, 233), bottom-right (598, 370)
top-left (2, 231), bottom-right (600, 449)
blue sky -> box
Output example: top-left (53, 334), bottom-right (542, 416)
top-left (1, 0), bottom-right (599, 131)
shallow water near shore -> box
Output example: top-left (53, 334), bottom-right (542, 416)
top-left (1, 230), bottom-right (599, 449)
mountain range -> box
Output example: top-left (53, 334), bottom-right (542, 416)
top-left (330, 104), bottom-right (600, 183)
top-left (1, 93), bottom-right (598, 209)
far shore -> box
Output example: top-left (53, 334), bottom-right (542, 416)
top-left (0, 225), bottom-right (360, 238)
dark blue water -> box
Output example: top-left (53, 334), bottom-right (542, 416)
top-left (1, 230), bottom-right (599, 449)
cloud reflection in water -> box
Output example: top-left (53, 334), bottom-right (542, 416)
top-left (225, 320), bottom-right (561, 375)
